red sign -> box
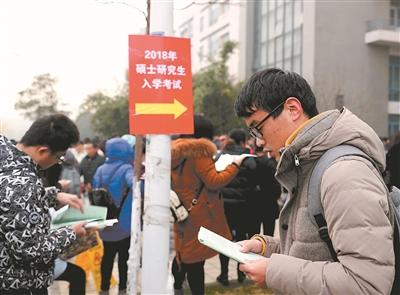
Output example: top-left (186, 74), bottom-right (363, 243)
top-left (128, 35), bottom-right (194, 135)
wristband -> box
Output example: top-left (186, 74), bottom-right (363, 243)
top-left (251, 234), bottom-right (267, 256)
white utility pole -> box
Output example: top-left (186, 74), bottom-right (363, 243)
top-left (141, 136), bottom-right (172, 294)
top-left (127, 179), bottom-right (142, 294)
top-left (127, 0), bottom-right (150, 292)
top-left (140, 1), bottom-right (173, 294)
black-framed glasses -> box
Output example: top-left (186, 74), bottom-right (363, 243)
top-left (45, 145), bottom-right (66, 165)
top-left (248, 100), bottom-right (286, 139)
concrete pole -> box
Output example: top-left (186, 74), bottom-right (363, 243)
top-left (141, 1), bottom-right (173, 294)
top-left (127, 1), bottom-right (150, 293)
top-left (141, 136), bottom-right (172, 294)
top-left (127, 179), bottom-right (142, 294)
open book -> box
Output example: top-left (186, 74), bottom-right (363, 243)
top-left (51, 205), bottom-right (118, 230)
top-left (198, 227), bottom-right (265, 264)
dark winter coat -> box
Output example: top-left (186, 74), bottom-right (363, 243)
top-left (386, 141), bottom-right (400, 188)
top-left (80, 154), bottom-right (105, 185)
top-left (219, 142), bottom-right (256, 204)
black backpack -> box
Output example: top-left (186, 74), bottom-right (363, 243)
top-left (90, 164), bottom-right (130, 219)
top-left (307, 145), bottom-right (400, 294)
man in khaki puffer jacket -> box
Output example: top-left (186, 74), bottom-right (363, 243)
top-left (235, 68), bottom-right (395, 295)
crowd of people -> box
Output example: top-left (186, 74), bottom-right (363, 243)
top-left (0, 68), bottom-right (398, 295)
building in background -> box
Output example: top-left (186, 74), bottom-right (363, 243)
top-left (175, 0), bottom-right (400, 137)
top-left (174, 0), bottom-right (252, 81)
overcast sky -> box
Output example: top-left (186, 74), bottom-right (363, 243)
top-left (0, 0), bottom-right (195, 139)
top-left (0, 0), bottom-right (150, 137)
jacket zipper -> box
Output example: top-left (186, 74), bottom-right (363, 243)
top-left (291, 154), bottom-right (301, 242)
top-left (294, 154), bottom-right (300, 167)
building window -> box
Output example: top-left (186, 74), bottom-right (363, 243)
top-left (284, 2), bottom-right (293, 33)
top-left (390, 5), bottom-right (400, 27)
top-left (220, 1), bottom-right (229, 15)
top-left (389, 114), bottom-right (400, 137)
top-left (180, 18), bottom-right (193, 38)
top-left (253, 1), bottom-right (268, 71)
top-left (389, 55), bottom-right (400, 102)
top-left (200, 16), bottom-right (204, 32)
top-left (253, 0), bottom-right (303, 74)
top-left (199, 45), bottom-right (204, 62)
top-left (220, 32), bottom-right (229, 45)
top-left (209, 4), bottom-right (220, 26)
top-left (209, 33), bottom-right (220, 57)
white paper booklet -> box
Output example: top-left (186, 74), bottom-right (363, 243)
top-left (214, 154), bottom-right (257, 172)
top-left (198, 226), bottom-right (265, 264)
top-left (85, 219), bottom-right (118, 230)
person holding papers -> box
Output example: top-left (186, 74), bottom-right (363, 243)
top-left (92, 137), bottom-right (134, 295)
top-left (234, 69), bottom-right (395, 295)
top-left (40, 160), bottom-right (87, 295)
top-left (0, 114), bottom-right (87, 295)
top-left (171, 115), bottom-right (248, 295)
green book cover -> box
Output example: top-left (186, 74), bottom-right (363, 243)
top-left (51, 205), bottom-right (108, 229)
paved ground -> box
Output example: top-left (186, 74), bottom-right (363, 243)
top-left (49, 221), bottom-right (279, 294)
top-left (49, 255), bottom-right (238, 295)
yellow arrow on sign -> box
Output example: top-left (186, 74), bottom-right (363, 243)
top-left (135, 98), bottom-right (188, 119)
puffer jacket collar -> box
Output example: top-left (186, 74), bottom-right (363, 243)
top-left (276, 110), bottom-right (340, 190)
top-left (276, 107), bottom-right (386, 190)
top-left (171, 138), bottom-right (217, 169)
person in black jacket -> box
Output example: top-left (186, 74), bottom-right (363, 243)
top-left (40, 163), bottom-right (86, 295)
top-left (248, 148), bottom-right (281, 237)
top-left (80, 139), bottom-right (105, 194)
top-left (216, 129), bottom-right (282, 286)
top-left (386, 131), bottom-right (400, 188)
top-left (217, 128), bottom-right (258, 286)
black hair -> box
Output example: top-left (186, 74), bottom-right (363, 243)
top-left (193, 114), bottom-right (214, 140)
top-left (228, 128), bottom-right (247, 145)
top-left (91, 137), bottom-right (101, 149)
top-left (20, 114), bottom-right (79, 152)
top-left (84, 137), bottom-right (101, 149)
top-left (234, 68), bottom-right (319, 118)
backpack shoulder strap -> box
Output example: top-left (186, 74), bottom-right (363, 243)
top-left (308, 145), bottom-right (369, 261)
top-left (171, 158), bottom-right (204, 210)
top-left (115, 164), bottom-right (133, 218)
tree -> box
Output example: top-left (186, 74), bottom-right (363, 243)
top-left (79, 91), bottom-right (129, 138)
top-left (193, 41), bottom-right (243, 135)
top-left (15, 73), bottom-right (68, 120)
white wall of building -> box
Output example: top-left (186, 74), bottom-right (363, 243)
top-left (305, 0), bottom-right (392, 136)
top-left (174, 0), bottom-right (249, 81)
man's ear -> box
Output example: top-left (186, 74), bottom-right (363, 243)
top-left (285, 97), bottom-right (303, 121)
top-left (37, 146), bottom-right (50, 156)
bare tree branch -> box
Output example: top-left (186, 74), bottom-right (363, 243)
top-left (93, 0), bottom-right (148, 21)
